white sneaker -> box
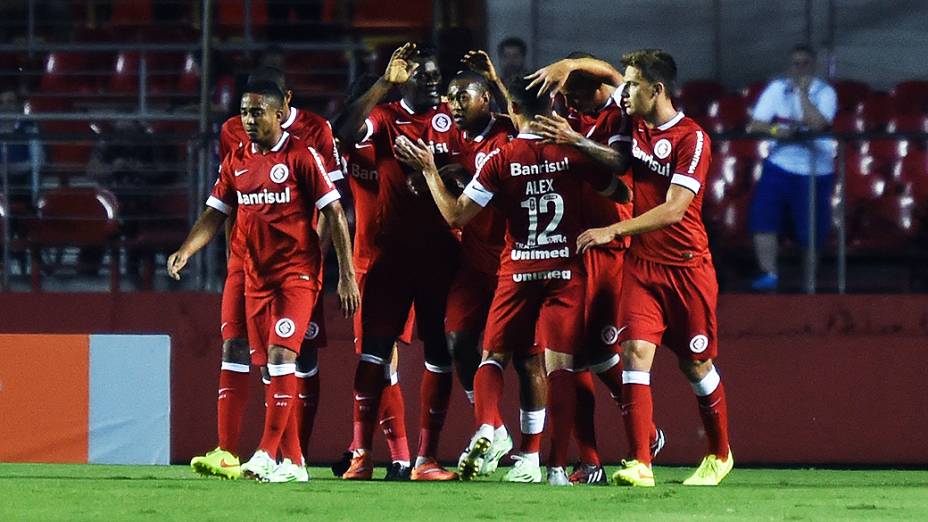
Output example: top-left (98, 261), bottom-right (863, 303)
top-left (480, 431), bottom-right (513, 476)
top-left (263, 458), bottom-right (310, 483)
top-left (458, 432), bottom-right (492, 481)
top-left (502, 454), bottom-right (542, 483)
top-left (240, 450), bottom-right (276, 481)
top-left (547, 466), bottom-right (572, 486)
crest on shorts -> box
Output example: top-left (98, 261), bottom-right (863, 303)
top-left (600, 325), bottom-right (619, 345)
top-left (689, 334), bottom-right (709, 353)
top-left (275, 318), bottom-right (296, 338)
top-left (305, 321), bottom-right (320, 340)
top-left (654, 139), bottom-right (672, 159)
top-left (269, 163), bottom-right (289, 183)
top-left (432, 113), bottom-right (452, 133)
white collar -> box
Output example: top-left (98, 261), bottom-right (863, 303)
top-left (516, 132), bottom-right (543, 140)
top-left (400, 99), bottom-right (416, 115)
top-left (657, 111), bottom-right (685, 131)
top-left (251, 131), bottom-right (290, 154)
top-left (282, 107), bottom-right (298, 129)
top-left (466, 115), bottom-right (497, 143)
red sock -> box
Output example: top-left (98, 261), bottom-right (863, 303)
top-left (473, 362), bottom-right (504, 429)
top-left (520, 430), bottom-right (543, 454)
top-left (546, 369), bottom-right (577, 468)
top-left (298, 372), bottom-right (320, 462)
top-left (279, 397), bottom-right (303, 463)
top-left (257, 373), bottom-right (297, 457)
top-left (351, 361), bottom-right (386, 451)
top-left (216, 366), bottom-right (250, 454)
top-left (417, 369), bottom-right (453, 459)
top-left (697, 382), bottom-right (730, 459)
top-left (595, 360), bottom-right (623, 404)
top-left (379, 382), bottom-right (410, 462)
top-left (622, 378), bottom-right (653, 464)
top-left (574, 370), bottom-right (600, 466)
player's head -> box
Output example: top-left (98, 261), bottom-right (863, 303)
top-left (788, 44), bottom-right (817, 79)
top-left (247, 66), bottom-right (293, 109)
top-left (400, 46), bottom-right (442, 112)
top-left (507, 76), bottom-right (552, 128)
top-left (497, 36), bottom-right (527, 75)
top-left (240, 81), bottom-right (285, 146)
top-left (561, 51), bottom-right (608, 113)
top-left (620, 48), bottom-right (677, 117)
top-left (447, 70), bottom-right (492, 131)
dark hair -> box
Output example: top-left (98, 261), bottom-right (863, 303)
top-left (621, 48), bottom-right (678, 93)
top-left (791, 44), bottom-right (817, 58)
top-left (450, 70), bottom-right (490, 93)
top-left (497, 37), bottom-right (527, 56)
top-left (247, 66), bottom-right (288, 93)
top-left (565, 51), bottom-right (596, 60)
top-left (241, 80), bottom-right (285, 107)
top-left (410, 45), bottom-right (438, 64)
top-left (507, 76), bottom-right (551, 117)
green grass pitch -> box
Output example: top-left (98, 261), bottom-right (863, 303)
top-left (1, 463), bottom-right (926, 521)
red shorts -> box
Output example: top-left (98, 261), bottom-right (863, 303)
top-left (483, 267), bottom-right (585, 357)
top-left (353, 269), bottom-right (415, 354)
top-left (222, 267), bottom-right (327, 349)
top-left (579, 248), bottom-right (625, 366)
top-left (445, 263), bottom-right (497, 334)
top-left (246, 279), bottom-right (319, 366)
top-left (618, 253), bottom-right (719, 361)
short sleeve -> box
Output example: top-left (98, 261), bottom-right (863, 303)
top-left (815, 83), bottom-right (838, 123)
top-left (751, 81), bottom-right (779, 123)
top-left (670, 130), bottom-right (711, 195)
top-left (306, 146), bottom-right (341, 209)
top-left (362, 105), bottom-right (389, 143)
top-left (602, 107), bottom-right (632, 147)
top-left (463, 147), bottom-right (502, 207)
top-left (316, 120), bottom-right (343, 181)
top-left (206, 155), bottom-right (235, 215)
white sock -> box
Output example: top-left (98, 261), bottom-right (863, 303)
top-left (393, 460), bottom-right (410, 468)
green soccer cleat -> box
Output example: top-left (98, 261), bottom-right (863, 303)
top-left (480, 431), bottom-right (513, 476)
top-left (190, 447), bottom-right (241, 480)
top-left (612, 459), bottom-right (655, 487)
top-left (682, 451), bottom-right (734, 486)
top-left (501, 454), bottom-right (542, 483)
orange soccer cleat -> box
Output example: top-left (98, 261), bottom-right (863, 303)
top-left (341, 451), bottom-right (374, 480)
top-left (411, 458), bottom-right (459, 481)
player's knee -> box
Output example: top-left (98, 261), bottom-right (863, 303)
top-left (222, 338), bottom-right (250, 365)
top-left (447, 331), bottom-right (479, 360)
top-left (360, 337), bottom-right (394, 365)
top-left (296, 346), bottom-right (319, 375)
top-left (679, 357), bottom-right (713, 382)
top-left (424, 338), bottom-right (453, 371)
top-left (544, 349), bottom-right (573, 374)
top-left (621, 340), bottom-right (656, 371)
top-left (267, 345), bottom-right (297, 365)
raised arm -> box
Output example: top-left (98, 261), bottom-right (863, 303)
top-left (462, 49), bottom-right (511, 113)
top-left (167, 207), bottom-right (227, 280)
top-left (526, 57), bottom-right (623, 96)
top-left (320, 199), bottom-right (360, 317)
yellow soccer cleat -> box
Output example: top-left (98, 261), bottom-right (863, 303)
top-left (190, 447), bottom-right (242, 479)
top-left (611, 459), bottom-right (655, 487)
top-left (682, 451), bottom-right (734, 486)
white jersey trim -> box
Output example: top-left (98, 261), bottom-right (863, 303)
top-left (206, 196), bottom-right (232, 215)
top-left (270, 131), bottom-right (290, 152)
top-left (671, 173), bottom-right (701, 194)
top-left (315, 189), bottom-right (341, 210)
top-left (361, 118), bottom-right (375, 143)
top-left (282, 107), bottom-right (299, 129)
top-left (608, 134), bottom-right (632, 146)
top-left (327, 169), bottom-right (344, 181)
top-left (463, 179), bottom-right (494, 207)
top-left (400, 99), bottom-right (416, 114)
top-left (657, 111), bottom-right (685, 131)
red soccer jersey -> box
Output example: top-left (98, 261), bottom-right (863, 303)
top-left (207, 132), bottom-right (340, 295)
top-left (454, 115), bottom-right (514, 275)
top-left (464, 133), bottom-right (620, 276)
top-left (628, 112), bottom-right (712, 266)
top-left (364, 99), bottom-right (461, 252)
top-left (567, 96), bottom-right (634, 250)
top-left (345, 140), bottom-right (379, 272)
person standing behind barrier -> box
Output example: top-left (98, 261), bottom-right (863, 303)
top-left (747, 44), bottom-right (837, 292)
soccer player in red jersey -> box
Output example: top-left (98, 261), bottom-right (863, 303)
top-left (182, 66), bottom-right (343, 479)
top-left (530, 53), bottom-right (665, 484)
top-left (335, 43), bottom-right (462, 481)
top-left (170, 82), bottom-right (359, 481)
top-left (395, 77), bottom-right (629, 486)
top-left (572, 50), bottom-right (732, 487)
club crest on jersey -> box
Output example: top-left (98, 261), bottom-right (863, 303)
top-left (275, 318), bottom-right (296, 338)
top-left (269, 163), bottom-right (289, 183)
top-left (689, 334), bottom-right (709, 353)
top-left (305, 321), bottom-right (320, 340)
top-left (601, 325), bottom-right (619, 345)
top-left (654, 139), bottom-right (672, 159)
top-left (432, 113), bottom-right (453, 133)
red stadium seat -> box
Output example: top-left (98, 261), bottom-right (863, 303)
top-left (706, 95), bottom-right (749, 133)
top-left (832, 112), bottom-right (864, 134)
top-left (40, 52), bottom-right (103, 94)
top-left (216, 0), bottom-right (269, 35)
top-left (832, 79), bottom-right (870, 113)
top-left (176, 53), bottom-right (201, 95)
top-left (111, 0), bottom-right (153, 27)
top-left (677, 80), bottom-right (725, 117)
top-left (890, 80), bottom-right (928, 114)
top-left (843, 152), bottom-right (886, 207)
top-left (713, 193), bottom-right (753, 249)
top-left (856, 93), bottom-right (894, 132)
top-left (888, 114), bottom-right (928, 133)
top-left (893, 150), bottom-right (928, 204)
top-left (352, 0), bottom-right (433, 29)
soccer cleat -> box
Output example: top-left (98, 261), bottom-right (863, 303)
top-left (751, 272), bottom-right (778, 292)
top-left (682, 451), bottom-right (734, 486)
top-left (331, 451), bottom-right (352, 477)
top-left (240, 450), bottom-right (277, 481)
top-left (190, 447), bottom-right (241, 480)
top-left (342, 451), bottom-right (374, 480)
top-left (458, 434), bottom-right (492, 481)
top-left (501, 455), bottom-right (543, 483)
top-left (411, 458), bottom-right (459, 481)
top-left (263, 458), bottom-right (310, 483)
top-left (480, 431), bottom-right (513, 476)
top-left (612, 459), bottom-right (655, 487)
top-left (384, 461), bottom-right (411, 481)
top-left (547, 467), bottom-right (572, 486)
top-left (650, 427), bottom-right (666, 459)
top-left (568, 463), bottom-right (607, 485)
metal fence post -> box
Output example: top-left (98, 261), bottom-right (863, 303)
top-left (804, 142), bottom-right (817, 294)
top-left (1, 143), bottom-right (9, 291)
top-left (836, 140), bottom-right (846, 293)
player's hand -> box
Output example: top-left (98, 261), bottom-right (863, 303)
top-left (525, 59), bottom-right (574, 97)
top-left (577, 225), bottom-right (619, 254)
top-left (531, 113), bottom-right (582, 146)
top-left (393, 136), bottom-right (437, 173)
top-left (462, 50), bottom-right (499, 82)
top-left (337, 275), bottom-right (361, 318)
top-left (166, 250), bottom-right (188, 280)
top-left (384, 42), bottom-right (419, 85)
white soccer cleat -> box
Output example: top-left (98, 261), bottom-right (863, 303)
top-left (458, 433), bottom-right (492, 481)
top-left (240, 450), bottom-right (277, 481)
top-left (263, 458), bottom-right (310, 483)
top-left (502, 454), bottom-right (542, 483)
top-left (479, 431), bottom-right (513, 476)
top-left (547, 466), bottom-right (572, 486)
